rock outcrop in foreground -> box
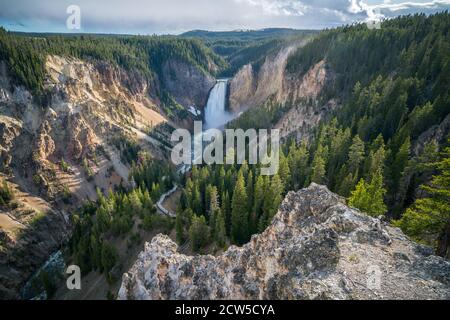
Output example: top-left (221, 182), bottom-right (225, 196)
top-left (118, 184), bottom-right (450, 300)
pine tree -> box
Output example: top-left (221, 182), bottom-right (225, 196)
top-left (150, 182), bottom-right (161, 201)
top-left (175, 210), bottom-right (184, 244)
top-left (260, 175), bottom-right (283, 231)
top-left (96, 205), bottom-right (111, 234)
top-left (129, 190), bottom-right (142, 216)
top-left (367, 170), bottom-right (388, 215)
top-left (180, 190), bottom-right (188, 211)
top-left (311, 153), bottom-right (326, 184)
top-left (365, 135), bottom-right (386, 180)
top-left (394, 141), bottom-right (450, 252)
top-left (348, 169), bottom-right (387, 217)
top-left (278, 150), bottom-right (291, 191)
top-left (338, 171), bottom-right (356, 197)
top-left (289, 141), bottom-right (309, 189)
top-left (221, 190), bottom-right (231, 235)
top-left (390, 137), bottom-right (411, 195)
top-left (185, 178), bottom-right (194, 207)
top-left (101, 242), bottom-right (118, 274)
top-left (258, 175), bottom-right (271, 232)
top-left (412, 140), bottom-right (439, 176)
top-left (231, 171), bottom-right (249, 245)
top-left (269, 175), bottom-right (283, 218)
top-left (192, 184), bottom-right (203, 215)
top-left (214, 209), bottom-right (226, 248)
top-left (251, 175), bottom-right (265, 234)
top-left (206, 185), bottom-right (218, 218)
top-left (348, 135), bottom-right (365, 174)
top-left (89, 234), bottom-right (101, 271)
top-left (205, 184), bottom-right (213, 216)
top-left (216, 165), bottom-right (226, 195)
top-left (141, 188), bottom-right (155, 214)
top-left (240, 161), bottom-right (249, 180)
top-left (176, 208), bottom-right (193, 244)
top-left (348, 179), bottom-right (370, 212)
top-left (191, 165), bottom-right (199, 180)
top-left (189, 215), bottom-right (209, 252)
top-left (246, 170), bottom-right (254, 211)
top-left (328, 127), bottom-right (351, 188)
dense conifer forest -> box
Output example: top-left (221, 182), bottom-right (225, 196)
top-left (227, 12), bottom-right (450, 252)
top-left (0, 28), bottom-right (226, 106)
top-left (1, 13), bottom-right (448, 297)
top-left (66, 13), bottom-right (450, 265)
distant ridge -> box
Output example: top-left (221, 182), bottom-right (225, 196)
top-left (181, 28), bottom-right (317, 40)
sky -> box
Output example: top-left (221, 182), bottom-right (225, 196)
top-left (0, 0), bottom-right (449, 34)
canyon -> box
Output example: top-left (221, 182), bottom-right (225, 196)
top-left (0, 52), bottom-right (217, 299)
top-left (0, 14), bottom-right (449, 301)
top-left (0, 39), bottom-right (331, 298)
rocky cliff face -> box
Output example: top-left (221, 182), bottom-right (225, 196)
top-left (228, 41), bottom-right (336, 141)
top-left (0, 55), bottom-right (166, 299)
top-left (0, 53), bottom-right (215, 299)
top-left (1, 55), bottom-right (166, 203)
top-left (118, 184), bottom-right (450, 300)
top-left (229, 44), bottom-right (298, 114)
top-left (161, 60), bottom-right (215, 110)
top-left (0, 193), bottom-right (69, 299)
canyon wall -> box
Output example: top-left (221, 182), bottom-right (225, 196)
top-left (228, 40), bottom-right (337, 141)
top-left (161, 60), bottom-right (215, 109)
top-left (0, 53), bottom-right (214, 299)
top-left (228, 44), bottom-right (296, 114)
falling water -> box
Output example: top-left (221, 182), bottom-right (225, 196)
top-left (179, 79), bottom-right (233, 173)
top-left (204, 79), bottom-right (233, 129)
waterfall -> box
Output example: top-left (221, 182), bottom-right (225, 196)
top-left (204, 79), bottom-right (233, 129)
top-left (178, 79), bottom-right (232, 173)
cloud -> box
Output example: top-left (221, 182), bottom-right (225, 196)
top-left (235, 0), bottom-right (306, 16)
top-left (347, 0), bottom-right (450, 24)
top-left (0, 0), bottom-right (448, 33)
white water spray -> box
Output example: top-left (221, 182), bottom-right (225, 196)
top-left (204, 79), bottom-right (233, 129)
top-left (178, 79), bottom-right (234, 173)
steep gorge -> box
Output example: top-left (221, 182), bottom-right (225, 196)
top-left (0, 14), bottom-right (448, 300)
top-left (0, 51), bottom-right (216, 299)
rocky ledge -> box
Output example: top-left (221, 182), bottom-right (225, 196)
top-left (118, 184), bottom-right (450, 300)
